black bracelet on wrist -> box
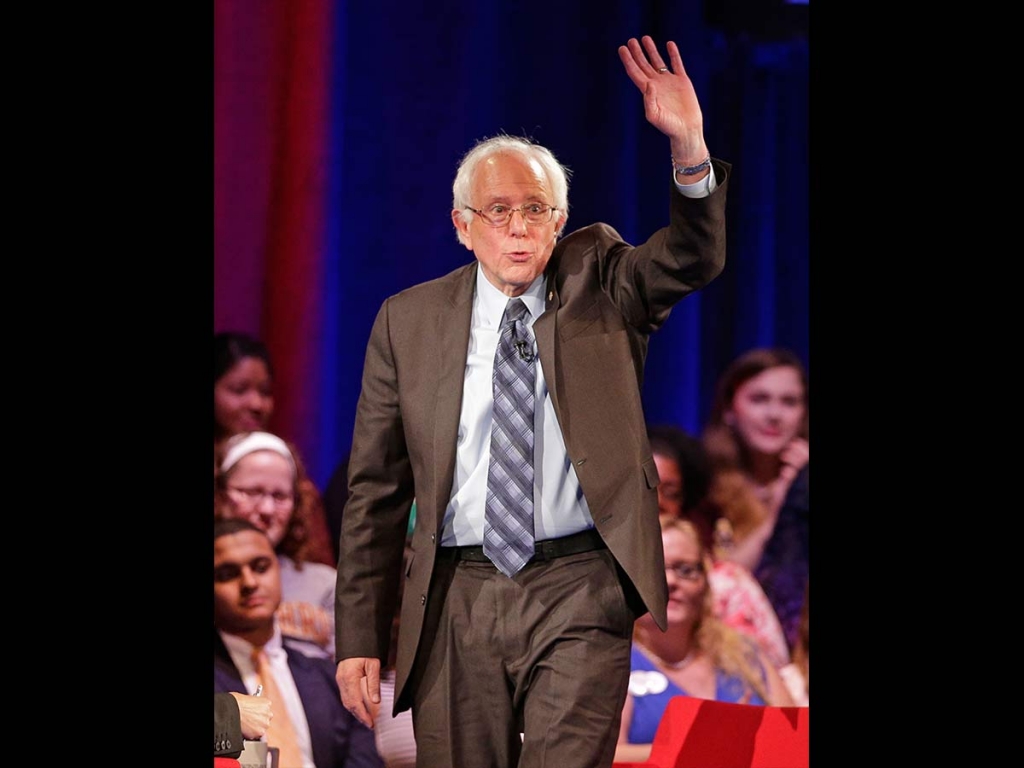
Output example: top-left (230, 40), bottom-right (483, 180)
top-left (672, 155), bottom-right (711, 176)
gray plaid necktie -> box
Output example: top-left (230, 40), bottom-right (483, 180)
top-left (484, 298), bottom-right (536, 577)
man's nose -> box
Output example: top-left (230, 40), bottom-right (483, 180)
top-left (507, 209), bottom-right (529, 235)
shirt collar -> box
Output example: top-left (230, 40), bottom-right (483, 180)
top-left (474, 265), bottom-right (546, 327)
top-left (219, 619), bottom-right (285, 661)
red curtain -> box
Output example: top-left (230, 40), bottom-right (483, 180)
top-left (214, 0), bottom-right (333, 459)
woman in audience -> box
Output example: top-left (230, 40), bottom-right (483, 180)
top-left (648, 423), bottom-right (789, 669)
top-left (215, 430), bottom-right (337, 658)
top-left (215, 332), bottom-right (336, 566)
top-left (614, 518), bottom-right (794, 763)
top-left (215, 331), bottom-right (275, 448)
top-left (702, 347), bottom-right (809, 651)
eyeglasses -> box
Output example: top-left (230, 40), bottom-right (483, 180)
top-left (665, 561), bottom-right (705, 581)
top-left (465, 203), bottom-right (559, 227)
top-left (227, 486), bottom-right (294, 506)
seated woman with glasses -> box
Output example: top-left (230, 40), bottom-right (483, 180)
top-left (214, 431), bottom-right (338, 659)
top-left (614, 517), bottom-right (794, 764)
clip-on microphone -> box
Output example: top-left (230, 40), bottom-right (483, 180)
top-left (514, 339), bottom-right (535, 363)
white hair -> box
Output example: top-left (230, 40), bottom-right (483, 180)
top-left (451, 134), bottom-right (571, 242)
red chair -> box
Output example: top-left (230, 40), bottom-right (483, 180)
top-left (614, 696), bottom-right (809, 768)
top-left (213, 758), bottom-right (241, 768)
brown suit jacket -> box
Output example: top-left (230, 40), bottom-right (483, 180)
top-left (336, 162), bottom-right (730, 715)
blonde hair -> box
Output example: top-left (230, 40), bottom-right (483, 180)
top-left (638, 518), bottom-right (770, 702)
top-left (705, 468), bottom-right (766, 553)
top-left (451, 133), bottom-right (571, 243)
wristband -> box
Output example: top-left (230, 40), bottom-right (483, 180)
top-left (672, 155), bottom-right (711, 176)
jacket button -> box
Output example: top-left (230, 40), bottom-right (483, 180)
top-left (421, 595), bottom-right (426, 605)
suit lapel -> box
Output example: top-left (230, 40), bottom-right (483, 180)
top-left (432, 265), bottom-right (476, 526)
top-left (535, 273), bottom-right (562, 432)
top-left (213, 631), bottom-right (244, 691)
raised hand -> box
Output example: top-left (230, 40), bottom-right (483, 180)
top-left (618, 35), bottom-right (708, 169)
top-left (778, 438), bottom-right (809, 485)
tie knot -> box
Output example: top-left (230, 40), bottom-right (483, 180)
top-left (503, 298), bottom-right (529, 327)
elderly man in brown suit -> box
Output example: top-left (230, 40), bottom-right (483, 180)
top-left (335, 35), bottom-right (730, 768)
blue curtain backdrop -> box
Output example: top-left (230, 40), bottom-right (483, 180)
top-left (214, 0), bottom-right (809, 490)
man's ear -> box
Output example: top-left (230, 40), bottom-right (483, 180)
top-left (452, 209), bottom-right (473, 250)
top-left (555, 211), bottom-right (568, 238)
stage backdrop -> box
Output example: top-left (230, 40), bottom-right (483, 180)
top-left (214, 0), bottom-right (809, 490)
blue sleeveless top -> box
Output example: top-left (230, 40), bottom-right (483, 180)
top-left (626, 644), bottom-right (768, 744)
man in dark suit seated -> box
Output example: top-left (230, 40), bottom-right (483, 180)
top-left (214, 518), bottom-right (383, 768)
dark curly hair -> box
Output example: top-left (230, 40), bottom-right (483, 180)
top-left (647, 423), bottom-right (718, 552)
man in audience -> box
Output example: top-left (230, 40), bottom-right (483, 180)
top-left (214, 518), bottom-right (383, 768)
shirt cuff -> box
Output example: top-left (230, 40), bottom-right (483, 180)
top-left (673, 164), bottom-right (717, 198)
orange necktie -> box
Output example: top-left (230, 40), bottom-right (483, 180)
top-left (252, 647), bottom-right (306, 768)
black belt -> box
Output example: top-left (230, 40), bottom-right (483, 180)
top-left (438, 527), bottom-right (605, 564)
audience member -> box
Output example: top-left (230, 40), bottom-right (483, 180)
top-left (215, 690), bottom-right (273, 758)
top-left (215, 332), bottom-right (336, 567)
top-left (215, 331), bottom-right (275, 448)
top-left (778, 582), bottom-right (809, 706)
top-left (648, 423), bottom-right (789, 668)
top-left (214, 518), bottom-right (383, 768)
top-left (702, 347), bottom-right (809, 650)
top-left (649, 424), bottom-right (711, 530)
top-left (614, 518), bottom-right (793, 764)
top-left (216, 431), bottom-right (338, 658)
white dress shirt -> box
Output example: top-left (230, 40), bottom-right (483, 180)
top-left (440, 167), bottom-right (716, 547)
